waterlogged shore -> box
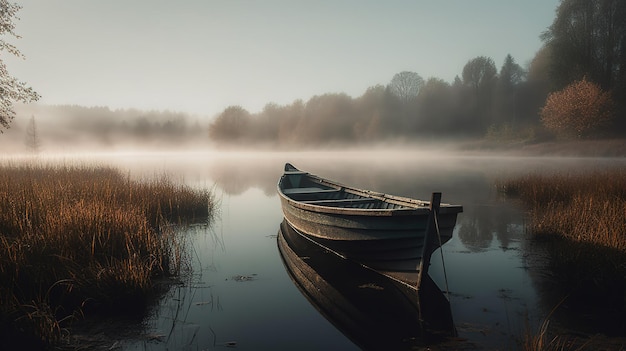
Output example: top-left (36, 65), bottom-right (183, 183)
top-left (501, 169), bottom-right (626, 350)
top-left (0, 163), bottom-right (213, 349)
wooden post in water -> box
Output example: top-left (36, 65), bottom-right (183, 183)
top-left (416, 192), bottom-right (441, 292)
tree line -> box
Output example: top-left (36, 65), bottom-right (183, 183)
top-left (208, 55), bottom-right (546, 145)
top-left (2, 0), bottom-right (625, 150)
top-left (209, 0), bottom-right (626, 145)
top-left (5, 104), bottom-right (209, 152)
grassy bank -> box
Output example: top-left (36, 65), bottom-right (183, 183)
top-left (500, 169), bottom-right (626, 250)
top-left (500, 169), bottom-right (626, 350)
top-left (0, 163), bottom-right (213, 349)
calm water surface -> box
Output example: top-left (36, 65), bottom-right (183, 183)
top-left (21, 150), bottom-right (625, 350)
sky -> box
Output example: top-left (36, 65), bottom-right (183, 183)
top-left (5, 0), bottom-right (560, 117)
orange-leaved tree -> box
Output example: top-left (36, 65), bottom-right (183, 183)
top-left (540, 78), bottom-right (614, 139)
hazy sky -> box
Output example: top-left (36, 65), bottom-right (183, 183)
top-left (5, 0), bottom-right (559, 117)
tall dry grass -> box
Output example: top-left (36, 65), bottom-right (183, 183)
top-left (500, 169), bottom-right (626, 250)
top-left (502, 169), bottom-right (626, 351)
top-left (0, 163), bottom-right (212, 348)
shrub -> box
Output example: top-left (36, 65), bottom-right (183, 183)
top-left (540, 78), bottom-right (614, 139)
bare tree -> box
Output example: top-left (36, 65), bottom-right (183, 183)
top-left (0, 1), bottom-right (40, 132)
top-left (388, 71), bottom-right (424, 103)
top-left (24, 114), bottom-right (41, 153)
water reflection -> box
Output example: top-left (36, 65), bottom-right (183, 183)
top-left (277, 219), bottom-right (455, 349)
top-left (525, 238), bottom-right (626, 338)
top-left (6, 151), bottom-right (625, 349)
top-left (457, 203), bottom-right (526, 252)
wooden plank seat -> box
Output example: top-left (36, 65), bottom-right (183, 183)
top-left (301, 198), bottom-right (379, 206)
top-left (284, 171), bottom-right (308, 176)
top-left (282, 187), bottom-right (341, 195)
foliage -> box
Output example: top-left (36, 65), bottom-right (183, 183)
top-left (415, 78), bottom-right (456, 134)
top-left (205, 58), bottom-right (543, 144)
top-left (498, 54), bottom-right (525, 89)
top-left (208, 105), bottom-right (251, 142)
top-left (462, 56), bottom-right (497, 90)
top-left (540, 78), bottom-right (614, 139)
top-left (8, 0), bottom-right (626, 146)
top-left (0, 1), bottom-right (39, 131)
top-left (494, 54), bottom-right (527, 125)
top-left (461, 56), bottom-right (499, 131)
top-left (542, 0), bottom-right (626, 124)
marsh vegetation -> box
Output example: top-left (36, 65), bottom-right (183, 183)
top-left (0, 163), bottom-right (213, 349)
top-left (502, 169), bottom-right (626, 350)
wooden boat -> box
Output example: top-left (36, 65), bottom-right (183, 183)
top-left (277, 163), bottom-right (463, 272)
top-left (277, 219), bottom-right (456, 349)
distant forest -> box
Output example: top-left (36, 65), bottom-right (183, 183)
top-left (208, 0), bottom-right (626, 146)
top-left (208, 55), bottom-right (547, 145)
top-left (4, 0), bottom-right (626, 152)
top-left (3, 104), bottom-right (209, 152)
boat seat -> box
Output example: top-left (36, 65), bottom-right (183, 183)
top-left (284, 171), bottom-right (308, 176)
top-left (283, 187), bottom-right (340, 195)
top-left (302, 198), bottom-right (379, 205)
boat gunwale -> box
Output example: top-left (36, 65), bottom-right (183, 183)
top-left (278, 166), bottom-right (462, 217)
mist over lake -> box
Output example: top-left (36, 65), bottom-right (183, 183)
top-left (2, 1), bottom-right (626, 348)
top-left (3, 149), bottom-right (623, 350)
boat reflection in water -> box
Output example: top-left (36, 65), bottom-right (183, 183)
top-left (277, 219), bottom-right (456, 350)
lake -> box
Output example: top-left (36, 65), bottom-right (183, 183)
top-left (18, 150), bottom-right (625, 350)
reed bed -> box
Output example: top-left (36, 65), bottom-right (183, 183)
top-left (499, 169), bottom-right (626, 251)
top-left (500, 169), bottom-right (626, 288)
top-left (0, 163), bottom-right (213, 348)
top-left (501, 169), bottom-right (626, 350)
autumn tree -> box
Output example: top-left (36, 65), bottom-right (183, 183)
top-left (542, 0), bottom-right (626, 130)
top-left (0, 1), bottom-right (39, 131)
top-left (540, 78), bottom-right (614, 139)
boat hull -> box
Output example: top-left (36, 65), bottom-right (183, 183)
top-left (277, 163), bottom-right (462, 272)
top-left (279, 193), bottom-right (459, 271)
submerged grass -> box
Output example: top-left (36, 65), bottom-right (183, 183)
top-left (0, 163), bottom-right (213, 349)
top-left (499, 169), bottom-right (626, 251)
top-left (501, 169), bottom-right (626, 350)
